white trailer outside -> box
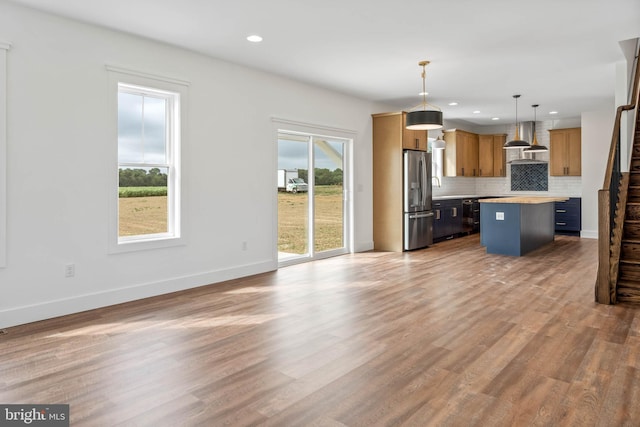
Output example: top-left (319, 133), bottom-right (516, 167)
top-left (277, 169), bottom-right (308, 193)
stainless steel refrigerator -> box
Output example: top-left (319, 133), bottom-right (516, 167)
top-left (403, 150), bottom-right (434, 250)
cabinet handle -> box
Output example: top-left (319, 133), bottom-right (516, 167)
top-left (479, 169), bottom-right (482, 176)
top-left (556, 209), bottom-right (567, 213)
top-left (474, 169), bottom-right (477, 176)
top-left (452, 207), bottom-right (458, 217)
top-left (436, 209), bottom-right (441, 220)
top-left (415, 138), bottom-right (419, 149)
top-left (556, 222), bottom-right (567, 226)
top-left (461, 167), bottom-right (465, 176)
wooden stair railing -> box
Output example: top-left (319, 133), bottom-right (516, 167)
top-left (617, 123), bottom-right (640, 302)
top-left (596, 47), bottom-right (640, 304)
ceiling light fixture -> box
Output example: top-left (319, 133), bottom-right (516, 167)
top-left (405, 61), bottom-right (443, 130)
top-left (523, 104), bottom-right (548, 152)
top-left (503, 94), bottom-right (530, 149)
top-left (247, 35), bottom-right (263, 43)
top-left (432, 133), bottom-right (446, 149)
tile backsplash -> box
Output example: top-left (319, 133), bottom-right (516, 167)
top-left (432, 168), bottom-right (581, 198)
top-left (510, 163), bottom-right (549, 191)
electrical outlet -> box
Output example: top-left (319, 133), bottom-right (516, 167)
top-left (65, 264), bottom-right (75, 278)
top-left (496, 212), bottom-right (505, 220)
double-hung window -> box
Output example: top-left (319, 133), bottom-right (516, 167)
top-left (111, 70), bottom-right (186, 252)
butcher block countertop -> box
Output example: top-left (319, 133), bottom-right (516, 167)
top-left (479, 196), bottom-right (569, 204)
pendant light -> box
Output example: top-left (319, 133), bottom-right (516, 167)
top-left (431, 133), bottom-right (446, 149)
top-left (523, 104), bottom-right (548, 152)
top-left (405, 61), bottom-right (443, 130)
top-left (503, 94), bottom-right (530, 149)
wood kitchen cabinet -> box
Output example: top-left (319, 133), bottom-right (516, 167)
top-left (402, 122), bottom-right (428, 151)
top-left (478, 134), bottom-right (507, 177)
top-left (443, 129), bottom-right (479, 177)
top-left (371, 112), bottom-right (428, 251)
top-left (549, 127), bottom-right (581, 176)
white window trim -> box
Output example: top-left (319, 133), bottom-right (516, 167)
top-left (107, 66), bottom-right (189, 254)
top-left (0, 42), bottom-right (10, 268)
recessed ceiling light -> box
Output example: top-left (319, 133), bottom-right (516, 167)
top-left (448, 102), bottom-right (458, 106)
top-left (473, 110), bottom-right (481, 114)
top-left (247, 35), bottom-right (263, 43)
top-left (549, 111), bottom-right (558, 115)
top-left (491, 117), bottom-right (500, 121)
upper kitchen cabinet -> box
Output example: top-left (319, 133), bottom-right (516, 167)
top-left (443, 129), bottom-right (479, 177)
top-left (401, 112), bottom-right (429, 151)
top-left (492, 134), bottom-right (507, 177)
top-left (372, 112), bottom-right (429, 151)
top-left (549, 127), bottom-right (581, 176)
top-left (478, 134), bottom-right (507, 177)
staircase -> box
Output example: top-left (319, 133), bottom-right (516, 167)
top-left (618, 125), bottom-right (640, 302)
top-left (596, 48), bottom-right (640, 305)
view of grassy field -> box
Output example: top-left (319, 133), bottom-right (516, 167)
top-left (118, 196), bottom-right (167, 237)
top-left (118, 186), bottom-right (344, 252)
top-left (278, 185), bottom-right (343, 254)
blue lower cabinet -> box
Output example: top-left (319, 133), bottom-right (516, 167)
top-left (433, 199), bottom-right (463, 241)
top-left (555, 198), bottom-right (581, 235)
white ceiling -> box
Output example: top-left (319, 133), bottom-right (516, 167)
top-left (7, 0), bottom-right (640, 126)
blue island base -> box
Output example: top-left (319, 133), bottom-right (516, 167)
top-left (480, 202), bottom-right (556, 256)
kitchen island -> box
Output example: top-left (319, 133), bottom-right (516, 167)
top-left (479, 196), bottom-right (568, 256)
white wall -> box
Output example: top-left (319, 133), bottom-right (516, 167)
top-left (581, 106), bottom-right (616, 238)
top-left (0, 2), bottom-right (380, 327)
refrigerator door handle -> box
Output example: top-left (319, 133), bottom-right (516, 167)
top-left (418, 158), bottom-right (423, 209)
top-left (409, 212), bottom-right (435, 219)
top-left (421, 154), bottom-right (428, 208)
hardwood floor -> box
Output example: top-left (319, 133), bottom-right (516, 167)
top-left (2, 235), bottom-right (640, 426)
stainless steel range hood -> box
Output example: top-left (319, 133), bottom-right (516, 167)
top-left (519, 121), bottom-right (534, 144)
top-left (507, 121), bottom-right (548, 164)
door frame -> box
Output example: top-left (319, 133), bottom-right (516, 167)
top-left (272, 118), bottom-right (355, 267)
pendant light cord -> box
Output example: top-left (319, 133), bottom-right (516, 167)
top-left (514, 94), bottom-right (521, 139)
top-left (420, 61), bottom-right (429, 111)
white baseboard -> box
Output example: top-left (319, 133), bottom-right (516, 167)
top-left (581, 230), bottom-right (598, 239)
top-left (1, 259), bottom-right (276, 329)
top-left (354, 240), bottom-right (374, 252)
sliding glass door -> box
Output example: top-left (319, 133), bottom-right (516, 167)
top-left (277, 131), bottom-right (349, 265)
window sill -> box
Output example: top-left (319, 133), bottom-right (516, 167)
top-left (109, 235), bottom-right (185, 254)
